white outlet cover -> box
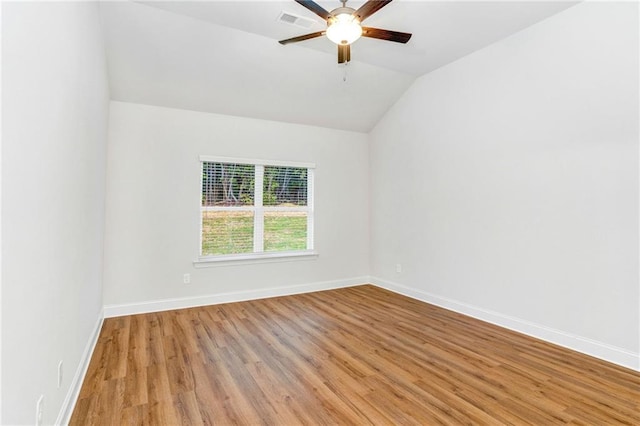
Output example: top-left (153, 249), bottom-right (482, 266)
top-left (58, 360), bottom-right (63, 388)
top-left (36, 395), bottom-right (44, 426)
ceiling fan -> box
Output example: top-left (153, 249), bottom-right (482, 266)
top-left (278, 0), bottom-right (412, 64)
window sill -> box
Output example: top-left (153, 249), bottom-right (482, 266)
top-left (193, 250), bottom-right (318, 268)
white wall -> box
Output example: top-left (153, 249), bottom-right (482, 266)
top-left (103, 102), bottom-right (369, 312)
top-left (1, 2), bottom-right (109, 424)
top-left (370, 2), bottom-right (639, 369)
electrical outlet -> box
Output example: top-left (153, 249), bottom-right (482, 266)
top-left (396, 264), bottom-right (402, 273)
top-left (57, 361), bottom-right (63, 388)
top-left (36, 395), bottom-right (44, 426)
top-left (183, 273), bottom-right (191, 284)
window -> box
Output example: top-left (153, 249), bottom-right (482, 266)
top-left (199, 156), bottom-right (315, 262)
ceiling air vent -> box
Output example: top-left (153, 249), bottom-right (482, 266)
top-left (277, 11), bottom-right (317, 30)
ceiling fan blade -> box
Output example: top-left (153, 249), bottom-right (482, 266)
top-left (278, 31), bottom-right (325, 45)
top-left (338, 44), bottom-right (351, 64)
top-left (362, 27), bottom-right (412, 43)
top-left (353, 0), bottom-right (393, 22)
top-left (294, 0), bottom-right (331, 20)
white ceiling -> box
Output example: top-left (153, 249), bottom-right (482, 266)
top-left (99, 1), bottom-right (577, 132)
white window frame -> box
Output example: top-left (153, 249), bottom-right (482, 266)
top-left (194, 156), bottom-right (317, 266)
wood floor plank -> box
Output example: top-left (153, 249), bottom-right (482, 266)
top-left (126, 314), bottom-right (148, 373)
top-left (146, 363), bottom-right (173, 404)
top-left (147, 400), bottom-right (179, 426)
top-left (104, 320), bottom-right (130, 381)
top-left (122, 369), bottom-right (148, 409)
top-left (70, 285), bottom-right (640, 425)
top-left (188, 357), bottom-right (233, 425)
top-left (120, 404), bottom-right (150, 426)
top-left (173, 391), bottom-right (205, 426)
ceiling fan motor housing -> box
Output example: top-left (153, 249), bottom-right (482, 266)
top-left (328, 6), bottom-right (358, 22)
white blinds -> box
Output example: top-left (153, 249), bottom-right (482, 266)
top-left (201, 163), bottom-right (255, 255)
top-left (263, 165), bottom-right (308, 252)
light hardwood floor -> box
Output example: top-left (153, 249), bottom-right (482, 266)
top-left (70, 285), bottom-right (640, 425)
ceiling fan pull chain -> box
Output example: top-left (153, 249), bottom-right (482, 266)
top-left (343, 61), bottom-right (348, 82)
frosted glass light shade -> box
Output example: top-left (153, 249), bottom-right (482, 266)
top-left (326, 13), bottom-right (362, 45)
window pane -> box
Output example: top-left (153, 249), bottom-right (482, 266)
top-left (202, 210), bottom-right (254, 255)
top-left (264, 211), bottom-right (307, 252)
top-left (202, 162), bottom-right (255, 207)
top-left (263, 166), bottom-right (307, 206)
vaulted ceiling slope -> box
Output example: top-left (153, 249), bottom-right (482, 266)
top-left (99, 1), bottom-right (576, 133)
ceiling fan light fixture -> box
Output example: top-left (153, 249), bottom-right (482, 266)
top-left (326, 12), bottom-right (362, 45)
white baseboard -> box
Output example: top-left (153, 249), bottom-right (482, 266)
top-left (104, 276), bottom-right (369, 318)
top-left (370, 277), bottom-right (639, 372)
top-left (56, 309), bottom-right (104, 425)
